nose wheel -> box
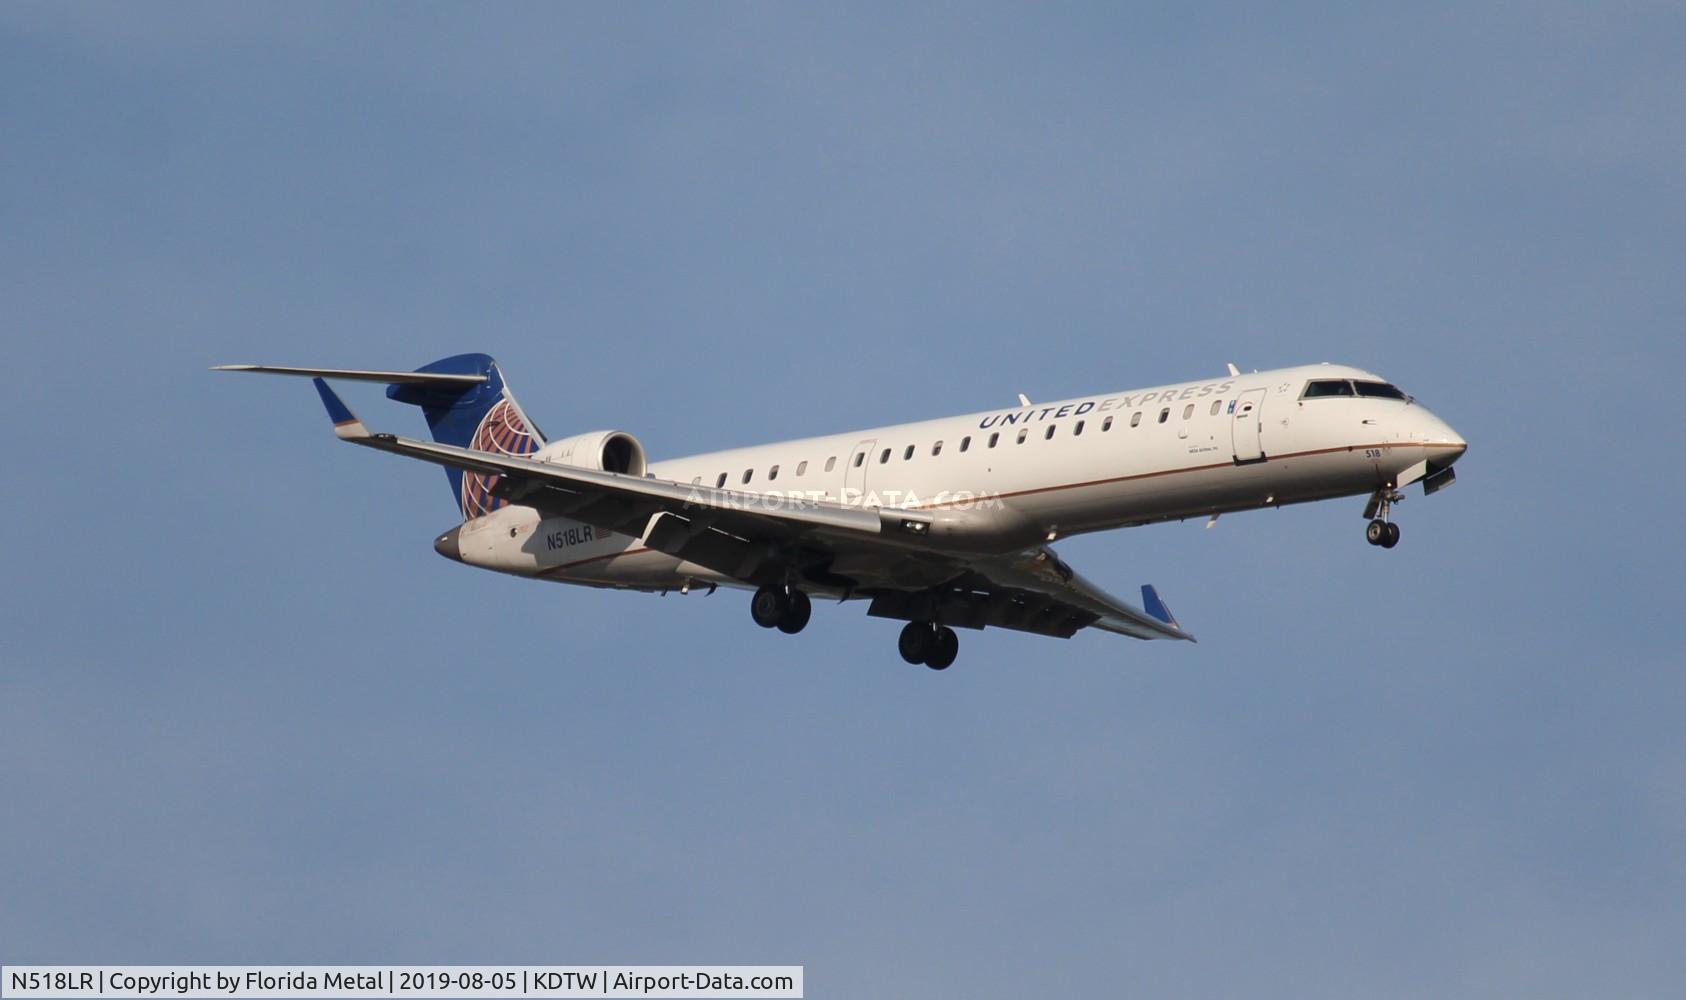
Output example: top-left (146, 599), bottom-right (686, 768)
top-left (1363, 488), bottom-right (1403, 549)
top-left (898, 621), bottom-right (959, 670)
top-left (1366, 519), bottom-right (1400, 548)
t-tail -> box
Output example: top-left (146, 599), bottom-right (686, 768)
top-left (212, 353), bottom-right (545, 517)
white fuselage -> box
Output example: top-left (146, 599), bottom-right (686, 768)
top-left (448, 363), bottom-right (1466, 593)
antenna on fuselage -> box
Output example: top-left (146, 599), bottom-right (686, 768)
top-left (1226, 363), bottom-right (1240, 377)
top-left (1017, 393), bottom-right (1032, 407)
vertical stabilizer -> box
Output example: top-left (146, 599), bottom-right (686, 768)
top-left (385, 354), bottom-right (546, 517)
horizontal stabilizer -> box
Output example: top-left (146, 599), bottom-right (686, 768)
top-left (212, 364), bottom-right (487, 386)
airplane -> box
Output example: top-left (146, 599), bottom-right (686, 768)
top-left (215, 354), bottom-right (1466, 669)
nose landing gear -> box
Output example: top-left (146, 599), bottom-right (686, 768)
top-left (1365, 518), bottom-right (1400, 548)
top-left (1363, 488), bottom-right (1403, 549)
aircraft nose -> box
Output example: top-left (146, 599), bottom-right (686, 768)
top-left (433, 525), bottom-right (462, 562)
top-left (1418, 409), bottom-right (1467, 465)
top-left (1445, 430), bottom-right (1468, 464)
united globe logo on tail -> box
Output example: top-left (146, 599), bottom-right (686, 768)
top-left (461, 396), bottom-right (540, 517)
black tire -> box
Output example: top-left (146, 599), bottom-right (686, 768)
top-left (898, 622), bottom-right (935, 664)
top-left (777, 590), bottom-right (812, 634)
top-left (1366, 520), bottom-right (1387, 546)
top-left (750, 586), bottom-right (788, 628)
top-left (925, 627), bottom-right (959, 671)
top-left (1382, 522), bottom-right (1401, 549)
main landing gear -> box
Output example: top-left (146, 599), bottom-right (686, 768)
top-left (750, 585), bottom-right (961, 670)
top-left (898, 621), bottom-right (959, 671)
top-left (751, 585), bottom-right (812, 634)
top-left (1364, 488), bottom-right (1403, 549)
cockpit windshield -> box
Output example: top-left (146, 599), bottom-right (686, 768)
top-left (1354, 381), bottom-right (1408, 400)
top-left (1302, 379), bottom-right (1409, 401)
top-left (1302, 379), bottom-right (1355, 398)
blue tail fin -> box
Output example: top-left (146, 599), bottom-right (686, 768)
top-left (385, 353), bottom-right (546, 518)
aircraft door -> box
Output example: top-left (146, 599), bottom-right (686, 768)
top-left (843, 438), bottom-right (876, 506)
top-left (1230, 388), bottom-right (1268, 464)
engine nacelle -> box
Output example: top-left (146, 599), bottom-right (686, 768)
top-left (533, 430), bottom-right (649, 477)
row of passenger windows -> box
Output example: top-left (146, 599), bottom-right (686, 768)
top-left (695, 398), bottom-right (1234, 489)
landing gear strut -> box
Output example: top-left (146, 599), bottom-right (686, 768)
top-left (898, 621), bottom-right (959, 671)
top-left (1364, 488), bottom-right (1403, 549)
top-left (751, 585), bottom-right (812, 633)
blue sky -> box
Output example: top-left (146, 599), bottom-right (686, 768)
top-left (2, 3), bottom-right (1682, 996)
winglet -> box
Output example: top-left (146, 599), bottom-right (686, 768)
top-left (1141, 585), bottom-right (1181, 630)
top-left (1141, 585), bottom-right (1195, 641)
top-left (313, 378), bottom-right (370, 439)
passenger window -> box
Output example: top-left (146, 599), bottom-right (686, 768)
top-left (796, 460), bottom-right (807, 476)
top-left (1102, 416), bottom-right (1113, 431)
top-left (1044, 425), bottom-right (1056, 440)
top-left (742, 469), bottom-right (753, 484)
top-left (853, 452), bottom-right (864, 468)
top-left (989, 432), bottom-right (1000, 448)
top-left (825, 456), bottom-right (837, 472)
top-left (1182, 404), bottom-right (1194, 420)
top-left (1158, 408), bottom-right (1169, 424)
top-left (1017, 429), bottom-right (1029, 444)
top-left (1131, 411), bottom-right (1142, 427)
top-left (1210, 400), bottom-right (1222, 416)
top-left (768, 465), bottom-right (779, 481)
top-left (716, 473), bottom-right (727, 488)
top-left (960, 436), bottom-right (971, 452)
top-left (904, 444), bottom-right (914, 460)
top-left (1074, 420), bottom-right (1084, 436)
top-left (879, 448), bottom-right (891, 464)
top-left (932, 441), bottom-right (943, 456)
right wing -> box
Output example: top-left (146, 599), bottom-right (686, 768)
top-left (867, 545), bottom-right (1195, 642)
